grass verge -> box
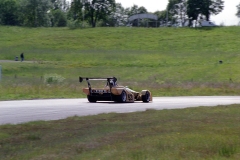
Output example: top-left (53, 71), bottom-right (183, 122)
top-left (0, 105), bottom-right (240, 160)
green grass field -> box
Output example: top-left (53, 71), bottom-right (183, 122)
top-left (1, 26), bottom-right (240, 100)
top-left (1, 26), bottom-right (240, 159)
top-left (1, 105), bottom-right (240, 160)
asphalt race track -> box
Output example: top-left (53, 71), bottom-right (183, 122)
top-left (1, 96), bottom-right (240, 125)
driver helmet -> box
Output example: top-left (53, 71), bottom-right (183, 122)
top-left (109, 79), bottom-right (115, 87)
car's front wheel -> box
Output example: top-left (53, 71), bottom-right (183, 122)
top-left (142, 91), bottom-right (150, 103)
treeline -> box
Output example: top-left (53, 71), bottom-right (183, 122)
top-left (0, 0), bottom-right (69, 27)
top-left (0, 0), bottom-right (238, 28)
top-left (0, 0), bottom-right (151, 28)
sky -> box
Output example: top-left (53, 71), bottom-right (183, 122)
top-left (116, 0), bottom-right (240, 26)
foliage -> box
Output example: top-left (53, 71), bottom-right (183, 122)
top-left (187, 0), bottom-right (224, 26)
top-left (50, 9), bottom-right (67, 27)
top-left (18, 0), bottom-right (52, 27)
top-left (169, 0), bottom-right (188, 27)
top-left (166, 0), bottom-right (183, 24)
top-left (236, 3), bottom-right (240, 19)
top-left (0, 0), bottom-right (19, 25)
top-left (107, 3), bottom-right (128, 27)
top-left (125, 4), bottom-right (148, 16)
top-left (154, 10), bottom-right (168, 26)
top-left (84, 0), bottom-right (116, 27)
top-left (51, 0), bottom-right (69, 11)
top-left (68, 0), bottom-right (84, 21)
top-left (0, 0), bottom-right (227, 28)
top-left (49, 0), bottom-right (69, 27)
top-left (201, 0), bottom-right (224, 21)
top-left (0, 0), bottom-right (69, 27)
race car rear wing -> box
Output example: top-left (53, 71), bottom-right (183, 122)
top-left (79, 77), bottom-right (117, 89)
top-left (79, 77), bottom-right (117, 83)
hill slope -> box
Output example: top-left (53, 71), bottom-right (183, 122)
top-left (1, 26), bottom-right (240, 99)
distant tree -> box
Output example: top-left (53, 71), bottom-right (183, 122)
top-left (154, 10), bottom-right (167, 21)
top-left (83, 0), bottom-right (116, 27)
top-left (167, 0), bottom-right (182, 10)
top-left (68, 0), bottom-right (84, 21)
top-left (154, 10), bottom-right (167, 26)
top-left (201, 0), bottom-right (224, 21)
top-left (169, 0), bottom-right (188, 27)
top-left (106, 3), bottom-right (128, 26)
top-left (0, 0), bottom-right (19, 25)
top-left (187, 0), bottom-right (201, 26)
top-left (187, 0), bottom-right (224, 26)
top-left (51, 9), bottom-right (67, 27)
top-left (236, 3), bottom-right (240, 18)
top-left (51, 0), bottom-right (69, 11)
top-left (50, 0), bottom-right (69, 27)
top-left (125, 5), bottom-right (148, 16)
top-left (19, 0), bottom-right (52, 27)
top-left (237, 3), bottom-right (240, 25)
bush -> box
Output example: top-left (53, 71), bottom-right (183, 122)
top-left (44, 74), bottom-right (65, 84)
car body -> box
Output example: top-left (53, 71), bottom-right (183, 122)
top-left (79, 77), bottom-right (152, 103)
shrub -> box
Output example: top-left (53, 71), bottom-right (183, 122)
top-left (44, 73), bottom-right (65, 84)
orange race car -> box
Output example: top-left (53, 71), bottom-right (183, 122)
top-left (79, 77), bottom-right (152, 103)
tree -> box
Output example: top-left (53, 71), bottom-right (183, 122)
top-left (236, 3), bottom-right (240, 18)
top-left (187, 0), bottom-right (224, 26)
top-left (154, 10), bottom-right (167, 27)
top-left (19, 0), bottom-right (52, 27)
top-left (50, 0), bottom-right (69, 27)
top-left (201, 0), bottom-right (224, 21)
top-left (51, 9), bottom-right (67, 27)
top-left (169, 0), bottom-right (188, 27)
top-left (83, 0), bottom-right (116, 27)
top-left (68, 0), bottom-right (84, 21)
top-left (51, 0), bottom-right (69, 11)
top-left (187, 0), bottom-right (201, 26)
top-left (0, 0), bottom-right (19, 25)
top-left (106, 3), bottom-right (128, 26)
top-left (125, 5), bottom-right (148, 16)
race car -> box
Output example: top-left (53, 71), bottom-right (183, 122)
top-left (79, 77), bottom-right (152, 103)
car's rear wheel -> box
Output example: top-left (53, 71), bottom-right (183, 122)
top-left (119, 91), bottom-right (127, 103)
top-left (142, 91), bottom-right (150, 103)
top-left (87, 95), bottom-right (97, 103)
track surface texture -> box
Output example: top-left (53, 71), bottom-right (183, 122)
top-left (1, 96), bottom-right (240, 125)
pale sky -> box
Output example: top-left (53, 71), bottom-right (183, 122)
top-left (116, 0), bottom-right (240, 26)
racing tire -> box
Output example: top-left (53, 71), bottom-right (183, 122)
top-left (142, 91), bottom-right (150, 103)
top-left (118, 90), bottom-right (127, 103)
top-left (87, 95), bottom-right (97, 103)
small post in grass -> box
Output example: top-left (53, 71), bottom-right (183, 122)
top-left (0, 65), bottom-right (1, 81)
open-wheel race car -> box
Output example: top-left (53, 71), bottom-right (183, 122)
top-left (79, 77), bottom-right (152, 103)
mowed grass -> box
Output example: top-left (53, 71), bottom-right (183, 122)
top-left (1, 26), bottom-right (240, 100)
top-left (1, 105), bottom-right (240, 160)
top-left (1, 27), bottom-right (240, 159)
